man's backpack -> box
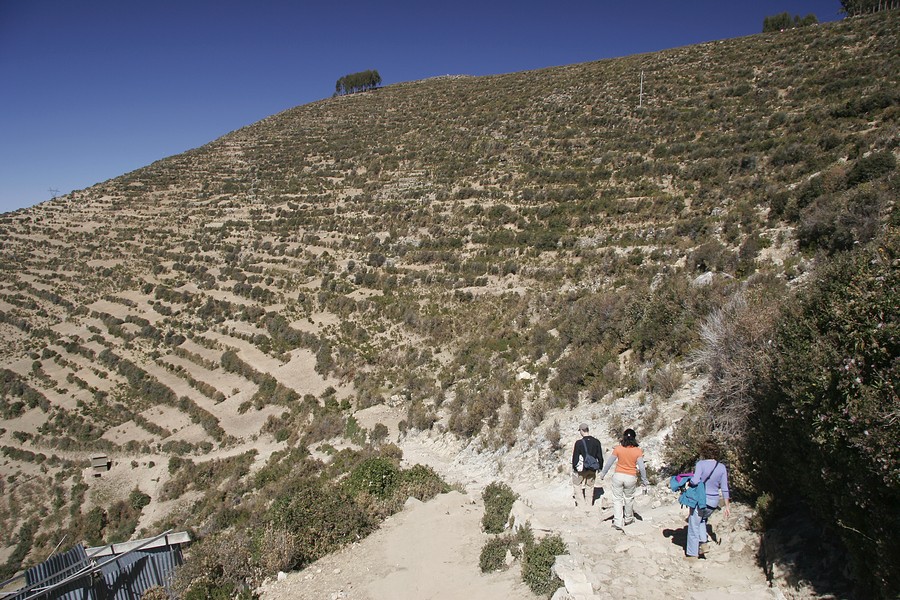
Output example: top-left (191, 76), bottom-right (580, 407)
top-left (581, 439), bottom-right (600, 471)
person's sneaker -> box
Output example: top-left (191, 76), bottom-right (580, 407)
top-left (699, 542), bottom-right (710, 555)
top-left (612, 524), bottom-right (624, 532)
top-left (683, 555), bottom-right (699, 561)
top-left (624, 518), bottom-right (635, 526)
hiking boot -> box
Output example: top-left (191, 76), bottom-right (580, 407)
top-left (699, 542), bottom-right (710, 555)
top-left (683, 554), bottom-right (699, 561)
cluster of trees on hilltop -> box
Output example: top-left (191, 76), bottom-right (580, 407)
top-left (841, 0), bottom-right (899, 15)
top-left (765, 0), bottom-right (897, 31)
top-left (334, 70), bottom-right (382, 96)
top-left (762, 12), bottom-right (818, 32)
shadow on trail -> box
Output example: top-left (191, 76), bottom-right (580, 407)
top-left (663, 526), bottom-right (688, 552)
top-left (663, 524), bottom-right (719, 555)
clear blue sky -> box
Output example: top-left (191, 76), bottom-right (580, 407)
top-left (0, 0), bottom-right (842, 214)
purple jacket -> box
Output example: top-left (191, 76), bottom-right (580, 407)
top-left (690, 459), bottom-right (729, 507)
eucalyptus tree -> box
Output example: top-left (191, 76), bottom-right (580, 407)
top-left (334, 70), bottom-right (382, 96)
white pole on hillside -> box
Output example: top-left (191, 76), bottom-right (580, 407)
top-left (639, 70), bottom-right (644, 108)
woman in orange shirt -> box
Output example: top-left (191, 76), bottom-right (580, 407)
top-left (599, 428), bottom-right (649, 531)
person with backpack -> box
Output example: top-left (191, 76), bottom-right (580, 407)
top-left (685, 438), bottom-right (731, 560)
top-left (571, 423), bottom-right (602, 507)
top-left (598, 428), bottom-right (649, 530)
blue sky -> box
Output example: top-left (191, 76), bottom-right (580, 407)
top-left (0, 1), bottom-right (843, 214)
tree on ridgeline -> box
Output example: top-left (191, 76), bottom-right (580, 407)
top-left (841, 0), bottom-right (899, 15)
top-left (334, 70), bottom-right (382, 96)
top-left (762, 12), bottom-right (818, 32)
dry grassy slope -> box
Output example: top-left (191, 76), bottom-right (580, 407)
top-left (0, 12), bottom-right (896, 571)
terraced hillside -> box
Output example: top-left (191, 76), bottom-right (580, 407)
top-left (0, 11), bottom-right (896, 592)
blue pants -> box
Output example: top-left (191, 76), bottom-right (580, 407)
top-left (686, 506), bottom-right (710, 556)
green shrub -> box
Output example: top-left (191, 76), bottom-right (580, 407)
top-left (83, 506), bottom-right (108, 546)
top-left (370, 422), bottom-right (390, 444)
top-left (172, 529), bottom-right (255, 599)
top-left (521, 534), bottom-right (567, 597)
top-left (479, 535), bottom-right (515, 573)
top-left (845, 151), bottom-right (896, 188)
top-left (748, 235), bottom-right (899, 598)
top-left (0, 519), bottom-right (37, 581)
top-left (798, 187), bottom-right (886, 254)
top-left (770, 143), bottom-right (810, 167)
top-left (482, 482), bottom-right (517, 533)
top-left (268, 480), bottom-right (374, 568)
top-left (345, 456), bottom-right (400, 499)
top-left (831, 90), bottom-right (899, 119)
top-left (398, 463), bottom-right (450, 501)
top-left (129, 488), bottom-right (151, 510)
top-left (104, 498), bottom-right (142, 544)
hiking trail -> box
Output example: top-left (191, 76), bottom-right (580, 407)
top-left (259, 420), bottom-right (784, 600)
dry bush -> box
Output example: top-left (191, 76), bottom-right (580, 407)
top-left (171, 529), bottom-right (255, 598)
top-left (140, 587), bottom-right (169, 600)
top-left (256, 524), bottom-right (297, 574)
top-left (545, 419), bottom-right (561, 451)
top-left (663, 406), bottom-right (713, 471)
top-left (267, 481), bottom-right (374, 568)
top-left (641, 396), bottom-right (664, 435)
top-left (691, 290), bottom-right (780, 441)
top-left (649, 364), bottom-right (683, 398)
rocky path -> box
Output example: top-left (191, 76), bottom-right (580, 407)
top-left (518, 480), bottom-right (775, 599)
top-left (260, 428), bottom-right (782, 600)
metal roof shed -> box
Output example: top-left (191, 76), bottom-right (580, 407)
top-left (0, 531), bottom-right (190, 600)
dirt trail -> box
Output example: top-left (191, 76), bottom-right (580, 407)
top-left (260, 428), bottom-right (780, 600)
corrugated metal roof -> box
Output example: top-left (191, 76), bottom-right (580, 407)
top-left (20, 544), bottom-right (100, 600)
top-left (4, 532), bottom-right (187, 600)
top-left (99, 546), bottom-right (183, 600)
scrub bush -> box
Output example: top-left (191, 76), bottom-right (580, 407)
top-left (521, 534), bottom-right (567, 597)
top-left (398, 463), bottom-right (450, 501)
top-left (268, 480), bottom-right (374, 568)
top-left (345, 456), bottom-right (400, 499)
top-left (482, 482), bottom-right (517, 533)
top-left (845, 151), bottom-right (896, 188)
top-left (479, 535), bottom-right (516, 572)
top-left (748, 234), bottom-right (899, 598)
top-left (171, 529), bottom-right (255, 599)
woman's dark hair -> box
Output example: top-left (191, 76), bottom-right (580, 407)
top-left (699, 438), bottom-right (721, 461)
top-left (621, 428), bottom-right (638, 447)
